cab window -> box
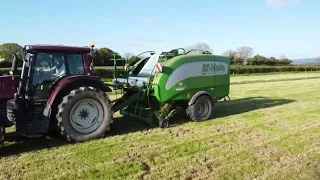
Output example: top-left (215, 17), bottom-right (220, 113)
top-left (67, 54), bottom-right (85, 75)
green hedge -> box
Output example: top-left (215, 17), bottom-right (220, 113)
top-left (231, 66), bottom-right (320, 74)
top-left (92, 69), bottom-right (114, 78)
top-left (0, 61), bottom-right (12, 68)
top-left (1, 65), bottom-right (320, 78)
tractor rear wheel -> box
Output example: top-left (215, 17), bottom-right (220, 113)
top-left (0, 126), bottom-right (5, 149)
top-left (56, 86), bottom-right (112, 142)
top-left (186, 94), bottom-right (214, 122)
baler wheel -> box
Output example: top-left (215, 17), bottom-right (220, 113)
top-left (0, 126), bottom-right (5, 149)
top-left (159, 119), bottom-right (170, 128)
top-left (186, 94), bottom-right (214, 122)
top-left (56, 86), bottom-right (112, 142)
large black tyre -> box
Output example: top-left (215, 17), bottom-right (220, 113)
top-left (186, 94), bottom-right (214, 122)
top-left (56, 86), bottom-right (112, 142)
top-left (0, 126), bottom-right (5, 149)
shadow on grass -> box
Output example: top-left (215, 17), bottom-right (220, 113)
top-left (213, 96), bottom-right (295, 118)
top-left (1, 132), bottom-right (69, 157)
top-left (0, 96), bottom-right (295, 157)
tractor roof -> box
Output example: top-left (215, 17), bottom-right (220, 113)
top-left (25, 44), bottom-right (91, 52)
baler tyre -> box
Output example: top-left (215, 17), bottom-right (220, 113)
top-left (56, 86), bottom-right (112, 142)
top-left (186, 94), bottom-right (214, 122)
top-left (159, 119), bottom-right (169, 128)
top-left (0, 126), bottom-right (5, 149)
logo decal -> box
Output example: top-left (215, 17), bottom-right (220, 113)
top-left (175, 82), bottom-right (187, 91)
top-left (164, 61), bottom-right (229, 90)
top-left (202, 62), bottom-right (226, 75)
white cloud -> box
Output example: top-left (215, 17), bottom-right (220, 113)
top-left (266, 0), bottom-right (301, 7)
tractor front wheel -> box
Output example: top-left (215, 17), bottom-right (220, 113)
top-left (0, 126), bottom-right (5, 149)
top-left (186, 94), bottom-right (214, 122)
top-left (56, 86), bottom-right (112, 142)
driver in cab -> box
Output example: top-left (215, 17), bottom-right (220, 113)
top-left (42, 55), bottom-right (66, 77)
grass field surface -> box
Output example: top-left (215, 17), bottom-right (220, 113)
top-left (0, 73), bottom-right (319, 180)
top-left (231, 72), bottom-right (320, 84)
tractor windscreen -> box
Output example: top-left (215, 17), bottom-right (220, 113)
top-left (32, 52), bottom-right (85, 86)
top-left (137, 52), bottom-right (161, 77)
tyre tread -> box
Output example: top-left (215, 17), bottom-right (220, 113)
top-left (0, 126), bottom-right (5, 149)
top-left (186, 94), bottom-right (214, 122)
top-left (56, 86), bottom-right (112, 142)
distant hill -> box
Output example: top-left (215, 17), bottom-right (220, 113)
top-left (291, 58), bottom-right (319, 65)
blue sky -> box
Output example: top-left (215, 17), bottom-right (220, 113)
top-left (0, 0), bottom-right (318, 59)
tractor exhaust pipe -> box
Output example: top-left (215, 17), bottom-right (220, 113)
top-left (8, 45), bottom-right (24, 76)
top-left (89, 42), bottom-right (95, 73)
top-left (10, 52), bottom-right (18, 76)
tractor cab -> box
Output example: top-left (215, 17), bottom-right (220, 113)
top-left (11, 45), bottom-right (92, 101)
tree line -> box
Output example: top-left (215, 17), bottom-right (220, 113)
top-left (0, 43), bottom-right (130, 67)
top-left (222, 46), bottom-right (293, 66)
top-left (0, 42), bottom-right (315, 68)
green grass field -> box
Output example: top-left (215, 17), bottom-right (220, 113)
top-left (231, 71), bottom-right (320, 84)
top-left (0, 73), bottom-right (319, 180)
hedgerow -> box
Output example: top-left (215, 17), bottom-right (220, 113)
top-left (1, 65), bottom-right (320, 78)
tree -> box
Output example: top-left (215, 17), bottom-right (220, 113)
top-left (184, 43), bottom-right (213, 54)
top-left (0, 43), bottom-right (23, 62)
top-left (279, 54), bottom-right (287, 60)
top-left (0, 43), bottom-right (22, 54)
top-left (0, 43), bottom-right (23, 68)
top-left (128, 56), bottom-right (142, 66)
top-left (247, 55), bottom-right (268, 65)
top-left (235, 46), bottom-right (253, 64)
top-left (222, 49), bottom-right (237, 64)
top-left (267, 57), bottom-right (278, 66)
top-left (99, 47), bottom-right (113, 65)
top-left (123, 52), bottom-right (134, 61)
top-left (222, 49), bottom-right (236, 58)
top-left (88, 47), bottom-right (118, 66)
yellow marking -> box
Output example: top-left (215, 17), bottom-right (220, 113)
top-left (152, 76), bottom-right (158, 84)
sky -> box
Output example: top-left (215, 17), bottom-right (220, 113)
top-left (0, 0), bottom-right (319, 59)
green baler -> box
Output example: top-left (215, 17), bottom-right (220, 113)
top-left (110, 48), bottom-right (230, 128)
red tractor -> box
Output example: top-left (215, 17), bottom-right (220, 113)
top-left (0, 44), bottom-right (113, 149)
